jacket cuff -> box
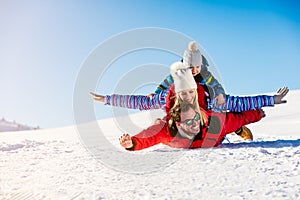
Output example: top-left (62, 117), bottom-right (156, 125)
top-left (125, 140), bottom-right (136, 151)
top-left (104, 95), bottom-right (111, 105)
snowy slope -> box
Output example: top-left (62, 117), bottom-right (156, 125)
top-left (0, 119), bottom-right (39, 132)
top-left (0, 90), bottom-right (300, 200)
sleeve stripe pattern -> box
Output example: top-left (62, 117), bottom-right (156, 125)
top-left (211, 95), bottom-right (275, 112)
top-left (103, 91), bottom-right (168, 111)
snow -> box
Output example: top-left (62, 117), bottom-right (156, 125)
top-left (0, 119), bottom-right (38, 132)
top-left (1, 90), bottom-right (300, 200)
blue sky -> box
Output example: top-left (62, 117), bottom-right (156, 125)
top-left (1, 0), bottom-right (300, 128)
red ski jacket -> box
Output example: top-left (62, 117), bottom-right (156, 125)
top-left (129, 109), bottom-right (263, 150)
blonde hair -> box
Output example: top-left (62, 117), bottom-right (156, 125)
top-left (169, 88), bottom-right (208, 127)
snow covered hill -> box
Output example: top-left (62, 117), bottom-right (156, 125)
top-left (0, 90), bottom-right (300, 200)
top-left (0, 118), bottom-right (39, 132)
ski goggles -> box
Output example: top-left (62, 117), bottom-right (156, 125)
top-left (180, 112), bottom-right (200, 126)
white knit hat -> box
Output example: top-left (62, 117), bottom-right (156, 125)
top-left (183, 41), bottom-right (202, 67)
top-left (170, 62), bottom-right (197, 93)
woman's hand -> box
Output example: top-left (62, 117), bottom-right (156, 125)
top-left (90, 92), bottom-right (105, 103)
top-left (274, 87), bottom-right (289, 104)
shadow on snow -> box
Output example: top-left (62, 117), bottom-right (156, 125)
top-left (221, 138), bottom-right (300, 149)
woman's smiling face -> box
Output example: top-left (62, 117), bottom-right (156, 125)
top-left (179, 89), bottom-right (196, 104)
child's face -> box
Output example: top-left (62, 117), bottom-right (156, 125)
top-left (179, 89), bottom-right (196, 104)
top-left (189, 66), bottom-right (201, 76)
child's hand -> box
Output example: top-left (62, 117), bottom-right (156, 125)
top-left (214, 93), bottom-right (225, 105)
